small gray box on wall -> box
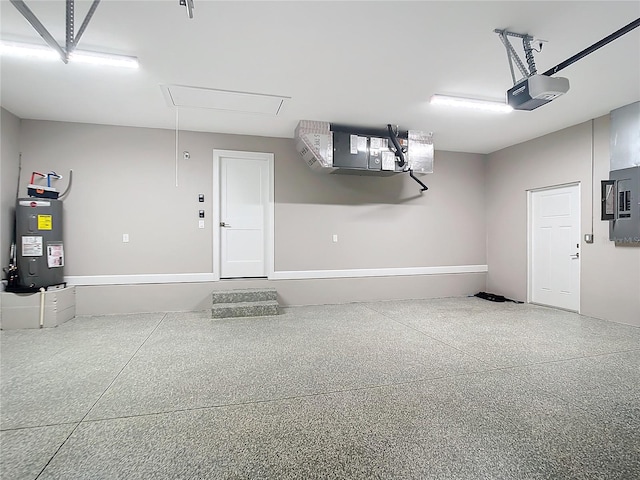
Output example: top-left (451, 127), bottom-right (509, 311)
top-left (609, 166), bottom-right (640, 243)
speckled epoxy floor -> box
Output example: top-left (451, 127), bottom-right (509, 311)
top-left (1, 297), bottom-right (639, 479)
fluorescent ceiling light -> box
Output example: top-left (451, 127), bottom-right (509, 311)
top-left (0, 41), bottom-right (139, 69)
top-left (0, 41), bottom-right (58, 60)
top-left (431, 94), bottom-right (513, 113)
top-left (69, 50), bottom-right (138, 69)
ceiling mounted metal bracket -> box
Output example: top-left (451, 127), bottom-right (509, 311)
top-left (494, 29), bottom-right (538, 85)
top-left (71, 0), bottom-right (100, 53)
top-left (10, 0), bottom-right (101, 63)
top-left (179, 0), bottom-right (195, 19)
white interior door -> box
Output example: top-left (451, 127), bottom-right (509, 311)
top-left (219, 152), bottom-right (270, 278)
top-left (530, 184), bottom-right (581, 311)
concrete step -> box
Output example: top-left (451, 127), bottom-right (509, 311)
top-left (212, 288), bottom-right (277, 304)
top-left (211, 300), bottom-right (280, 319)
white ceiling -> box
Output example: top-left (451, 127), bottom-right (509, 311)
top-left (1, 0), bottom-right (639, 154)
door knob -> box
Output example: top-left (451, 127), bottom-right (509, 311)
top-left (570, 253), bottom-right (579, 259)
top-left (220, 222), bottom-right (231, 227)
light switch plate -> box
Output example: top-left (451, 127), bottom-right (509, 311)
top-left (584, 233), bottom-right (594, 244)
top-left (198, 220), bottom-right (205, 229)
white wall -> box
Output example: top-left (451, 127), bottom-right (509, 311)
top-left (16, 120), bottom-right (487, 311)
top-left (581, 115), bottom-right (640, 324)
top-left (7, 114), bottom-right (638, 323)
top-left (487, 116), bottom-right (640, 327)
top-left (277, 149), bottom-right (486, 270)
top-left (0, 108), bottom-right (21, 288)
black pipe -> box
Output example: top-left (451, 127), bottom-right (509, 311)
top-left (330, 123), bottom-right (409, 138)
top-left (543, 18), bottom-right (640, 76)
top-left (409, 169), bottom-right (428, 192)
top-left (387, 124), bottom-right (406, 167)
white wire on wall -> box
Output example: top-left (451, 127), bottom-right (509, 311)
top-left (590, 118), bottom-right (596, 235)
top-left (175, 106), bottom-right (180, 187)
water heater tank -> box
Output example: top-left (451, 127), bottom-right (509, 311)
top-left (15, 198), bottom-right (65, 289)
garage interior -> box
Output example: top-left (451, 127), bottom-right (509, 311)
top-left (1, 1), bottom-right (639, 479)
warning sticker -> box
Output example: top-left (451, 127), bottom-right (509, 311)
top-left (22, 236), bottom-right (43, 256)
top-left (47, 243), bottom-right (64, 268)
top-left (381, 151), bottom-right (396, 171)
top-left (38, 215), bottom-right (52, 230)
top-left (350, 134), bottom-right (358, 154)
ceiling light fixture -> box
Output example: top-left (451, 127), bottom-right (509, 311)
top-left (430, 94), bottom-right (513, 113)
top-left (69, 50), bottom-right (138, 68)
top-left (0, 40), bottom-right (139, 68)
top-left (8, 0), bottom-right (138, 67)
top-left (0, 40), bottom-right (58, 60)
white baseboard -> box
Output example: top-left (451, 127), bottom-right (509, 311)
top-left (268, 265), bottom-right (488, 280)
top-left (65, 273), bottom-right (217, 286)
top-left (65, 265), bottom-right (487, 286)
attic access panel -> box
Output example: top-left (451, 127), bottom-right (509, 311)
top-left (161, 85), bottom-right (289, 115)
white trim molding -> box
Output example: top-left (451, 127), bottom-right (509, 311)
top-left (270, 265), bottom-right (488, 280)
top-left (66, 265), bottom-right (487, 285)
top-left (66, 273), bottom-right (216, 286)
top-left (212, 149), bottom-right (275, 281)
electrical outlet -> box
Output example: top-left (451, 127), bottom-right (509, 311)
top-left (332, 234), bottom-right (338, 243)
top-left (122, 233), bottom-right (129, 243)
top-left (198, 220), bottom-right (205, 229)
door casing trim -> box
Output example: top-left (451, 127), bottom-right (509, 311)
top-left (527, 181), bottom-right (581, 312)
top-left (213, 149), bottom-right (275, 281)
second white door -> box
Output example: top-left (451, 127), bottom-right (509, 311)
top-left (219, 152), bottom-right (270, 278)
top-left (530, 184), bottom-right (581, 311)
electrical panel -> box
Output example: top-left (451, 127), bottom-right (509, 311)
top-left (603, 102), bottom-right (640, 243)
top-left (603, 166), bottom-right (640, 243)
